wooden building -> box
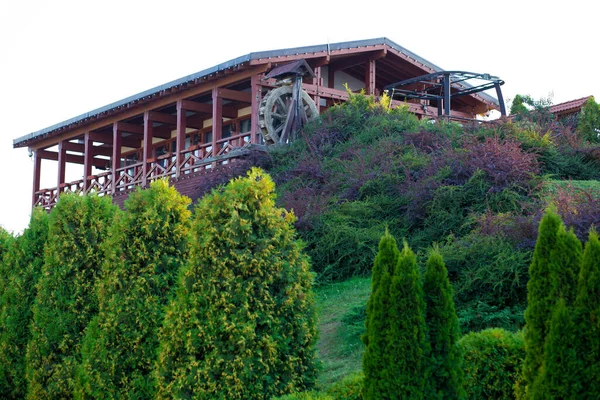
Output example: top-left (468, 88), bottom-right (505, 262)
top-left (13, 38), bottom-right (500, 209)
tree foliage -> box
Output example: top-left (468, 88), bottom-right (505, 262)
top-left (362, 230), bottom-right (399, 398)
top-left (76, 180), bottom-right (191, 399)
top-left (155, 168), bottom-right (317, 399)
top-left (577, 96), bottom-right (600, 143)
top-left (423, 248), bottom-right (465, 399)
top-left (0, 209), bottom-right (49, 399)
top-left (25, 194), bottom-right (116, 399)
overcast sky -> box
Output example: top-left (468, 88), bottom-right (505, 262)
top-left (1, 0), bottom-right (598, 233)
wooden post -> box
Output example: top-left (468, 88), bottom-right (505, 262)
top-left (111, 122), bottom-right (122, 193)
top-left (83, 132), bottom-right (93, 191)
top-left (142, 111), bottom-right (153, 187)
top-left (32, 150), bottom-right (41, 207)
top-left (212, 87), bottom-right (223, 157)
top-left (313, 67), bottom-right (321, 113)
top-left (366, 59), bottom-right (376, 95)
top-left (57, 140), bottom-right (66, 191)
top-left (250, 75), bottom-right (261, 144)
top-left (176, 100), bottom-right (186, 177)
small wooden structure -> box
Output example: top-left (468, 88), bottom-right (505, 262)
top-left (13, 38), bottom-right (501, 209)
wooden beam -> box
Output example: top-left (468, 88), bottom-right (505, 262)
top-left (115, 121), bottom-right (144, 134)
top-left (62, 141), bottom-right (113, 157)
top-left (249, 44), bottom-right (387, 66)
top-left (142, 111), bottom-right (153, 187)
top-left (217, 88), bottom-right (252, 103)
top-left (212, 87), bottom-right (222, 157)
top-left (38, 149), bottom-right (107, 168)
top-left (89, 131), bottom-right (141, 148)
top-left (180, 99), bottom-right (212, 114)
top-left (112, 122), bottom-right (122, 194)
top-left (184, 114), bottom-right (206, 129)
top-left (83, 132), bottom-right (93, 191)
top-left (32, 150), bottom-right (41, 206)
top-left (308, 55), bottom-right (330, 68)
top-left (147, 111), bottom-right (177, 125)
top-left (176, 100), bottom-right (186, 178)
top-left (30, 63), bottom-right (272, 151)
top-left (152, 125), bottom-right (173, 139)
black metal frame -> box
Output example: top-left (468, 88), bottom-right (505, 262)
top-left (383, 71), bottom-right (506, 117)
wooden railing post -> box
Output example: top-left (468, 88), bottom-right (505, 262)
top-left (57, 140), bottom-right (66, 192)
top-left (250, 75), bottom-right (261, 144)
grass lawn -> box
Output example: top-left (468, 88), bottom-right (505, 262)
top-left (314, 277), bottom-right (371, 388)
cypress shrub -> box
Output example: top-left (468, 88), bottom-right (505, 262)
top-left (538, 298), bottom-right (580, 399)
top-left (423, 249), bottom-right (465, 399)
top-left (0, 227), bottom-right (15, 297)
top-left (459, 328), bottom-right (525, 400)
top-left (155, 168), bottom-right (317, 399)
top-left (25, 194), bottom-right (116, 399)
top-left (387, 242), bottom-right (428, 399)
top-left (76, 180), bottom-right (191, 399)
top-left (362, 230), bottom-right (399, 399)
top-left (572, 230), bottom-right (600, 397)
top-left (0, 209), bottom-right (49, 399)
top-left (520, 209), bottom-right (561, 398)
top-left (549, 225), bottom-right (582, 305)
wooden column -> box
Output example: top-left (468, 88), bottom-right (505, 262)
top-left (365, 59), bottom-right (376, 95)
top-left (250, 75), bottom-right (261, 144)
top-left (176, 100), bottom-right (186, 177)
top-left (313, 67), bottom-right (322, 113)
top-left (57, 140), bottom-right (66, 191)
top-left (32, 150), bottom-right (41, 206)
top-left (328, 67), bottom-right (335, 89)
top-left (83, 132), bottom-right (93, 191)
top-left (212, 87), bottom-right (222, 157)
top-left (142, 111), bottom-right (153, 187)
top-left (111, 122), bottom-right (122, 193)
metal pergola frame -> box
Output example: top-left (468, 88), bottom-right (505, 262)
top-left (383, 71), bottom-right (506, 117)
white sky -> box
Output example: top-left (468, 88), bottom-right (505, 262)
top-left (1, 0), bottom-right (598, 233)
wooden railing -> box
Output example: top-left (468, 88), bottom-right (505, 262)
top-left (33, 133), bottom-right (255, 209)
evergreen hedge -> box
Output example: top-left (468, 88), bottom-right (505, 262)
top-left (76, 180), bottom-right (191, 398)
top-left (25, 194), bottom-right (116, 399)
top-left (0, 209), bottom-right (49, 399)
top-left (155, 168), bottom-right (317, 399)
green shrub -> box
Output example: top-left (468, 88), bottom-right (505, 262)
top-left (25, 194), bottom-right (116, 399)
top-left (423, 249), bottom-right (464, 399)
top-left (155, 168), bottom-right (317, 399)
top-left (577, 97), bottom-right (600, 143)
top-left (76, 180), bottom-right (191, 399)
top-left (273, 391), bottom-right (334, 400)
top-left (327, 372), bottom-right (363, 400)
top-left (0, 209), bottom-right (49, 399)
top-left (459, 328), bottom-right (525, 399)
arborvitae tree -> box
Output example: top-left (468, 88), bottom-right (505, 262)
top-left (549, 226), bottom-right (582, 305)
top-left (386, 242), bottom-right (428, 399)
top-left (25, 194), bottom-right (116, 399)
top-left (0, 208), bottom-right (49, 399)
top-left (362, 230), bottom-right (400, 399)
top-left (0, 227), bottom-right (15, 297)
top-left (520, 209), bottom-right (561, 399)
top-left (537, 298), bottom-right (580, 399)
top-left (572, 230), bottom-right (600, 397)
top-left (423, 248), bottom-right (465, 400)
top-left (155, 168), bottom-right (317, 399)
top-left (75, 180), bottom-right (191, 399)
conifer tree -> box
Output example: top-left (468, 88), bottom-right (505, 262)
top-left (362, 230), bottom-right (400, 399)
top-left (572, 230), bottom-right (600, 397)
top-left (520, 209), bottom-right (561, 399)
top-left (387, 242), bottom-right (428, 399)
top-left (0, 208), bottom-right (49, 399)
top-left (76, 180), bottom-right (191, 399)
top-left (155, 168), bottom-right (317, 399)
top-left (549, 226), bottom-right (582, 305)
top-left (538, 298), bottom-right (580, 399)
top-left (423, 248), bottom-right (465, 400)
top-left (25, 194), bottom-right (116, 399)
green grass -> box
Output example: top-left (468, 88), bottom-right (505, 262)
top-left (314, 277), bottom-right (371, 388)
top-left (543, 179), bottom-right (600, 196)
